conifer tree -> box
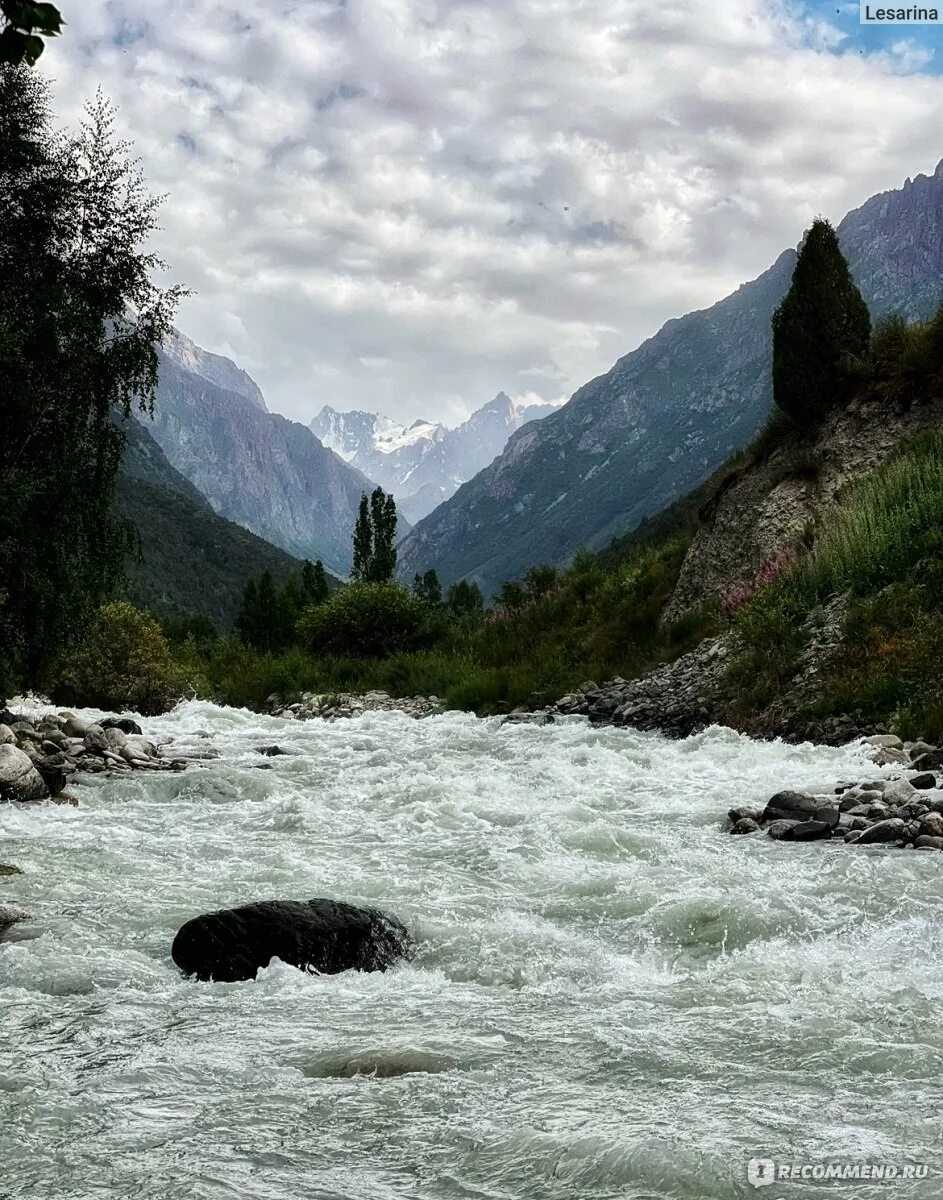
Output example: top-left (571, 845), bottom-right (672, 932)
top-left (412, 569), bottom-right (442, 607)
top-left (772, 218), bottom-right (870, 424)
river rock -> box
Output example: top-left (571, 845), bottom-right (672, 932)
top-left (101, 717), bottom-right (143, 736)
top-left (0, 863), bottom-right (23, 876)
top-left (918, 812), bottom-right (943, 839)
top-left (855, 818), bottom-right (906, 845)
top-left (791, 819), bottom-right (833, 841)
top-left (915, 835), bottom-right (943, 851)
top-left (762, 791), bottom-right (824, 822)
top-left (728, 806), bottom-right (764, 824)
top-left (0, 903), bottom-right (31, 936)
top-left (912, 750), bottom-right (943, 773)
top-left (256, 745), bottom-right (286, 757)
top-left (883, 779), bottom-right (917, 807)
top-left (62, 714), bottom-right (92, 738)
top-left (0, 726), bottom-right (14, 746)
top-left (766, 820), bottom-right (798, 841)
top-left (908, 773), bottom-right (936, 790)
top-left (731, 817), bottom-right (760, 835)
top-left (0, 745), bottom-right (49, 803)
top-left (171, 898), bottom-right (413, 983)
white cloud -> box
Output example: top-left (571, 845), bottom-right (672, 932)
top-left (41, 0), bottom-right (943, 424)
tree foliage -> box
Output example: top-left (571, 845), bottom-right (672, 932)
top-left (772, 218), bottom-right (870, 424)
top-left (58, 601), bottom-right (193, 715)
top-left (1, 1), bottom-right (63, 66)
top-left (298, 582), bottom-right (425, 658)
top-left (350, 487), bottom-right (398, 582)
top-left (0, 68), bottom-right (182, 692)
top-left (412, 569), bottom-right (442, 608)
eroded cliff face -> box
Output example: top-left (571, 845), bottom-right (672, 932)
top-left (663, 390), bottom-right (943, 626)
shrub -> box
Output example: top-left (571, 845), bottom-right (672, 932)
top-left (58, 601), bottom-right (195, 714)
top-left (297, 582), bottom-right (426, 658)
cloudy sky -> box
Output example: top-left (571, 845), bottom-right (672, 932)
top-left (42, 1), bottom-right (943, 426)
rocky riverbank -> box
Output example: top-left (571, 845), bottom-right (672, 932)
top-left (267, 690), bottom-right (445, 721)
top-left (726, 734), bottom-right (943, 850)
top-left (0, 707), bottom-right (190, 807)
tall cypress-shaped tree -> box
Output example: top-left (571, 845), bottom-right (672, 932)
top-left (772, 218), bottom-right (870, 424)
top-left (369, 487), bottom-right (398, 582)
top-left (351, 494), bottom-right (372, 581)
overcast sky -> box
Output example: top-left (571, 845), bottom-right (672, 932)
top-left (43, 1), bottom-right (943, 426)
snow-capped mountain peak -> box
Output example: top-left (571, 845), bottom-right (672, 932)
top-left (309, 394), bottom-right (558, 522)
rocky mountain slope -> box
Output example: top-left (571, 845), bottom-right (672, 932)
top-left (312, 393), bottom-right (558, 523)
top-left (147, 344), bottom-right (391, 576)
top-left (116, 417), bottom-right (307, 627)
top-left (398, 161), bottom-right (943, 597)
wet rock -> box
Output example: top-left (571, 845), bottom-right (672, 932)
top-left (0, 903), bottom-right (31, 936)
top-left (791, 819), bottom-right (833, 841)
top-left (762, 791), bottom-right (824, 823)
top-left (912, 751), bottom-right (943, 773)
top-left (909, 773), bottom-right (936, 791)
top-left (915, 835), bottom-right (943, 851)
top-left (33, 753), bottom-right (72, 796)
top-left (0, 863), bottom-right (23, 876)
top-left (907, 741), bottom-right (937, 762)
top-left (728, 806), bottom-right (764, 824)
top-left (256, 745), bottom-right (286, 757)
top-left (82, 730), bottom-right (109, 756)
top-left (0, 726), bottom-right (14, 746)
top-left (855, 818), bottom-right (906, 845)
top-left (864, 734), bottom-right (904, 750)
top-left (766, 820), bottom-right (798, 841)
top-left (101, 717), bottom-right (143, 736)
top-left (731, 817), bottom-right (760, 835)
top-left (171, 898), bottom-right (413, 983)
top-left (62, 714), bottom-right (93, 738)
top-left (102, 727), bottom-right (128, 751)
top-left (0, 745), bottom-right (49, 803)
top-left (883, 779), bottom-right (917, 807)
top-left (918, 812), bottom-right (943, 839)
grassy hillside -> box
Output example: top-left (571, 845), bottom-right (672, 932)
top-left (116, 418), bottom-right (307, 628)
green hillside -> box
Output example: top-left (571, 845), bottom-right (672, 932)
top-left (116, 418), bottom-right (309, 628)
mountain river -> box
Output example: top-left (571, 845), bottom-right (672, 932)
top-left (1, 701), bottom-right (941, 1199)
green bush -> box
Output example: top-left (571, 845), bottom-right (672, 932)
top-left (297, 582), bottom-right (426, 658)
top-left (58, 601), bottom-right (197, 714)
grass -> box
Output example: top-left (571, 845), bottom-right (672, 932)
top-left (726, 433), bottom-right (943, 736)
top-left (172, 535), bottom-right (720, 715)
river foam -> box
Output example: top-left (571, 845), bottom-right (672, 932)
top-left (2, 702), bottom-right (940, 1198)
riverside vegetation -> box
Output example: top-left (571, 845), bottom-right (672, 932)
top-left (2, 60), bottom-right (942, 749)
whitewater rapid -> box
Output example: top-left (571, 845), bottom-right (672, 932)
top-left (1, 702), bottom-right (941, 1199)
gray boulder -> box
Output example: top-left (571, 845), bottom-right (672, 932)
top-left (0, 745), bottom-right (49, 803)
top-left (855, 818), bottom-right (906, 845)
top-left (762, 791), bottom-right (824, 822)
top-left (731, 817), bottom-right (760, 835)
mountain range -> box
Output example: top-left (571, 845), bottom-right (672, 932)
top-left (311, 393), bottom-right (560, 523)
top-left (397, 161), bottom-right (943, 596)
top-left (143, 334), bottom-right (393, 577)
top-left (116, 416), bottom-right (306, 627)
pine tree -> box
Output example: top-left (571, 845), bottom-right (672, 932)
top-left (235, 578), bottom-right (259, 646)
top-left (351, 494), bottom-right (372, 581)
top-left (301, 559), bottom-right (330, 607)
top-left (772, 218), bottom-right (871, 424)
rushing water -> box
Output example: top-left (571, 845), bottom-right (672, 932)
top-left (2, 702), bottom-right (942, 1200)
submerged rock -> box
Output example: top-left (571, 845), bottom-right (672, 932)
top-left (171, 898), bottom-right (413, 983)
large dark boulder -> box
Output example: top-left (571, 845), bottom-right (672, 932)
top-left (101, 717), bottom-right (143, 736)
top-left (171, 898), bottom-right (412, 982)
